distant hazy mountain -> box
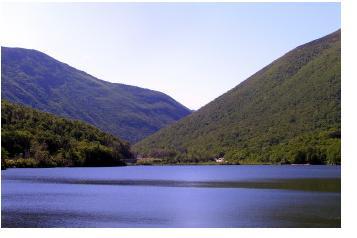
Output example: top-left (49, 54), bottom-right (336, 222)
top-left (1, 47), bottom-right (191, 143)
top-left (134, 30), bottom-right (341, 165)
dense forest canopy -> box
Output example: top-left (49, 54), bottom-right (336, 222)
top-left (1, 100), bottom-right (133, 169)
top-left (134, 30), bottom-right (341, 165)
top-left (1, 47), bottom-right (191, 143)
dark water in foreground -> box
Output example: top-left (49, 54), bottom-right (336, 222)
top-left (1, 165), bottom-right (340, 228)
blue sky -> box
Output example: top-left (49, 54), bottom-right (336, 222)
top-left (1, 2), bottom-right (340, 110)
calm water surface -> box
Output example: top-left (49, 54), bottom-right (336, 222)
top-left (1, 165), bottom-right (340, 228)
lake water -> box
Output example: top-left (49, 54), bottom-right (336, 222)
top-left (1, 165), bottom-right (340, 228)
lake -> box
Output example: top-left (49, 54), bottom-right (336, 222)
top-left (1, 165), bottom-right (340, 228)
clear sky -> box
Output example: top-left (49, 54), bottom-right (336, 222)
top-left (0, 2), bottom-right (340, 110)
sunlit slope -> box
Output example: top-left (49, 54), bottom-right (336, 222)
top-left (134, 30), bottom-right (341, 164)
top-left (1, 100), bottom-right (133, 168)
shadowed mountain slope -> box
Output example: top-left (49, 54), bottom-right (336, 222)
top-left (1, 47), bottom-right (191, 143)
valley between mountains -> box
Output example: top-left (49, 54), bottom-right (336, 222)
top-left (1, 29), bottom-right (341, 168)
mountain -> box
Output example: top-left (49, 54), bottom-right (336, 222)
top-left (1, 47), bottom-right (191, 143)
top-left (1, 100), bottom-right (133, 169)
top-left (134, 30), bottom-right (341, 165)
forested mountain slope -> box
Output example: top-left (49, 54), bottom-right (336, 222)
top-left (1, 47), bottom-right (191, 143)
top-left (134, 30), bottom-right (341, 165)
top-left (1, 100), bottom-right (133, 168)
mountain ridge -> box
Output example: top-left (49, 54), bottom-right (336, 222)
top-left (1, 47), bottom-right (191, 143)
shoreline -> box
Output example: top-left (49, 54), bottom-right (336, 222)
top-left (2, 163), bottom-right (341, 170)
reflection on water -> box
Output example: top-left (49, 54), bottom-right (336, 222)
top-left (5, 176), bottom-right (340, 192)
top-left (1, 165), bottom-right (341, 228)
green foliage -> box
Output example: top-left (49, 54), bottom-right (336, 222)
top-left (1, 47), bottom-right (191, 143)
top-left (1, 147), bottom-right (9, 169)
top-left (134, 30), bottom-right (341, 165)
top-left (4, 158), bottom-right (39, 168)
top-left (1, 100), bottom-right (133, 168)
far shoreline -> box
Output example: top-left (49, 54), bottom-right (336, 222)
top-left (1, 163), bottom-right (341, 170)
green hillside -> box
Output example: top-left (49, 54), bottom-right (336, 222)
top-left (1, 100), bottom-right (133, 169)
top-left (134, 30), bottom-right (341, 165)
top-left (1, 47), bottom-right (191, 143)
